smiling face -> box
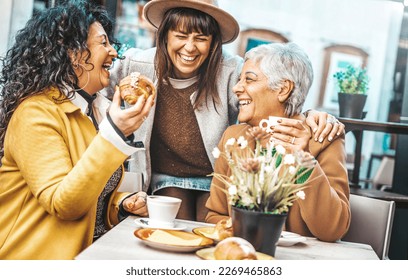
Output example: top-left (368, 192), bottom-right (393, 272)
top-left (233, 59), bottom-right (285, 127)
top-left (74, 22), bottom-right (118, 94)
top-left (166, 29), bottom-right (212, 79)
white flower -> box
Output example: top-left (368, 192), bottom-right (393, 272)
top-left (283, 154), bottom-right (295, 165)
top-left (212, 147), bottom-right (221, 159)
top-left (275, 144), bottom-right (286, 155)
top-left (264, 165), bottom-right (274, 173)
top-left (240, 193), bottom-right (254, 206)
top-left (225, 138), bottom-right (236, 146)
top-left (296, 191), bottom-right (306, 200)
top-left (237, 136), bottom-right (248, 149)
top-left (289, 166), bottom-right (296, 175)
top-left (228, 185), bottom-right (237, 196)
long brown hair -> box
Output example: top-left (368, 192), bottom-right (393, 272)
top-left (155, 8), bottom-right (223, 110)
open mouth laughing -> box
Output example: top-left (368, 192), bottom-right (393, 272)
top-left (239, 99), bottom-right (252, 108)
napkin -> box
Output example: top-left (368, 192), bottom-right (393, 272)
top-left (147, 230), bottom-right (203, 246)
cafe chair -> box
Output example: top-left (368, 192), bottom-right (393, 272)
top-left (368, 156), bottom-right (394, 191)
top-left (342, 194), bottom-right (395, 259)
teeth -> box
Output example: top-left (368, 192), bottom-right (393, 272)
top-left (103, 63), bottom-right (112, 70)
top-left (239, 100), bottom-right (251, 106)
top-left (180, 54), bottom-right (195, 61)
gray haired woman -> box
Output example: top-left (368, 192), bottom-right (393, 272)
top-left (206, 42), bottom-right (350, 242)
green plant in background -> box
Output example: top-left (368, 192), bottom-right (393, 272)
top-left (114, 43), bottom-right (132, 59)
top-left (333, 64), bottom-right (369, 94)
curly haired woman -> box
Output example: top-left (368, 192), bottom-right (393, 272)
top-left (0, 0), bottom-right (154, 259)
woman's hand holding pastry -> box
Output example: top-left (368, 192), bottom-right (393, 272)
top-left (122, 191), bottom-right (148, 217)
top-left (119, 72), bottom-right (156, 104)
top-left (270, 118), bottom-right (311, 152)
top-left (108, 86), bottom-right (154, 137)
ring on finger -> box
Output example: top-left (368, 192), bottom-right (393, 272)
top-left (327, 116), bottom-right (337, 124)
top-left (290, 136), bottom-right (296, 144)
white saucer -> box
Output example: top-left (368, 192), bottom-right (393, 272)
top-left (277, 231), bottom-right (307, 247)
top-left (134, 218), bottom-right (187, 231)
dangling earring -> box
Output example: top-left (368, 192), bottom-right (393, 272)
top-left (74, 64), bottom-right (90, 91)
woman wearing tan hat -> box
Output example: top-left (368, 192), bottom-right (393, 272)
top-left (104, 0), bottom-right (343, 222)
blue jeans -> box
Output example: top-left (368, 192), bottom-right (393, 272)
top-left (150, 172), bottom-right (212, 194)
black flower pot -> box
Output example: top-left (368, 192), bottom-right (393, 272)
top-left (338, 92), bottom-right (367, 119)
top-left (231, 207), bottom-right (287, 257)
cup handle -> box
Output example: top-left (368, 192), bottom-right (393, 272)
top-left (259, 119), bottom-right (272, 133)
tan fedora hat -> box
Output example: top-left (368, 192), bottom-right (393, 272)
top-left (143, 0), bottom-right (240, 44)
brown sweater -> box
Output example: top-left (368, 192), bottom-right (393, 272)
top-left (150, 83), bottom-right (213, 177)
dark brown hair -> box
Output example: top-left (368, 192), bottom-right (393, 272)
top-left (154, 8), bottom-right (223, 110)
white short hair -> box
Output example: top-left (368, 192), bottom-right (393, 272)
top-left (245, 42), bottom-right (313, 117)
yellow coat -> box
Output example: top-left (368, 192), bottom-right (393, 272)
top-left (205, 124), bottom-right (351, 242)
top-left (0, 88), bottom-right (129, 259)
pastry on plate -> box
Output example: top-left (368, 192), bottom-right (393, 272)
top-left (214, 218), bottom-right (233, 240)
top-left (213, 237), bottom-right (257, 260)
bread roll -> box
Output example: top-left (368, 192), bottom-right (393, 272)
top-left (119, 72), bottom-right (155, 105)
top-left (214, 237), bottom-right (257, 260)
top-left (215, 218), bottom-right (233, 240)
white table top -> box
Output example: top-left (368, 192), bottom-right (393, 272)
top-left (75, 216), bottom-right (379, 260)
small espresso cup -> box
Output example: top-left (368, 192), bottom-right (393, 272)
top-left (259, 116), bottom-right (284, 133)
top-left (147, 195), bottom-right (182, 228)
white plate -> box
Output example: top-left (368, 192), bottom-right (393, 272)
top-left (277, 231), bottom-right (307, 247)
top-left (134, 228), bottom-right (214, 253)
top-left (134, 218), bottom-right (187, 231)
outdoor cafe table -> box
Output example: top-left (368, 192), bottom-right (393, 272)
top-left (75, 216), bottom-right (379, 260)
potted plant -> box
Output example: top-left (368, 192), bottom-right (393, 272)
top-left (333, 64), bottom-right (369, 119)
top-left (211, 127), bottom-right (316, 256)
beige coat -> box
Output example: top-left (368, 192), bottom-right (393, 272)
top-left (0, 88), bottom-right (129, 259)
top-left (205, 124), bottom-right (351, 242)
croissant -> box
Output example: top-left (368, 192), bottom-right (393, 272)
top-left (119, 72), bottom-right (155, 105)
top-left (214, 237), bottom-right (257, 260)
top-left (214, 218), bottom-right (233, 240)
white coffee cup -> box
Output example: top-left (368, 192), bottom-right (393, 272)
top-left (259, 116), bottom-right (287, 133)
top-left (147, 195), bottom-right (182, 228)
